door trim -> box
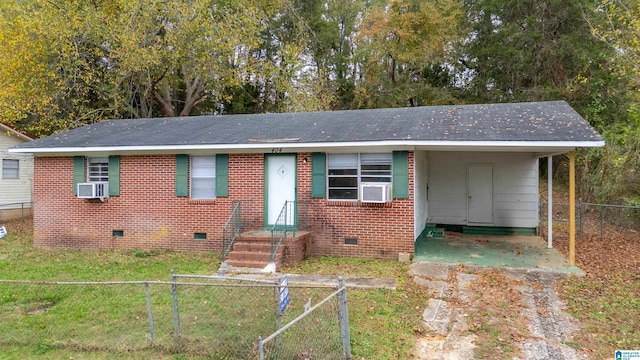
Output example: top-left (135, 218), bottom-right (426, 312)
top-left (264, 153), bottom-right (298, 227)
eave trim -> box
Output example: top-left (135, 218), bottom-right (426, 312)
top-left (9, 139), bottom-right (606, 155)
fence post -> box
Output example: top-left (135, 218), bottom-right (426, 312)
top-left (577, 199), bottom-right (582, 237)
top-left (144, 282), bottom-right (155, 345)
top-left (600, 205), bottom-right (604, 240)
top-left (258, 336), bottom-right (264, 360)
top-left (170, 269), bottom-right (181, 337)
top-left (274, 279), bottom-right (281, 332)
top-left (337, 277), bottom-right (351, 359)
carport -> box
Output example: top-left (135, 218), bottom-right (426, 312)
top-left (411, 101), bottom-right (605, 268)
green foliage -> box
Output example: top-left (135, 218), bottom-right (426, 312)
top-left (457, 0), bottom-right (618, 104)
top-left (355, 0), bottom-right (465, 108)
top-left (574, 0), bottom-right (640, 203)
top-left (0, 0), bottom-right (333, 136)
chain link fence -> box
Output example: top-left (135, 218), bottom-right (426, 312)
top-left (0, 202), bottom-right (31, 231)
top-left (0, 273), bottom-right (351, 359)
top-left (258, 280), bottom-right (350, 360)
top-left (540, 200), bottom-right (640, 239)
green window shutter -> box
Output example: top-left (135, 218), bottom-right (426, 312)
top-left (73, 156), bottom-right (85, 195)
top-left (311, 152), bottom-right (326, 198)
top-left (108, 155), bottom-right (120, 196)
top-left (175, 154), bottom-right (188, 196)
top-left (215, 154), bottom-right (229, 197)
top-left (392, 151), bottom-right (409, 199)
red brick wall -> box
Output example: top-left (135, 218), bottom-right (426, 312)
top-left (33, 154), bottom-right (265, 251)
top-left (33, 152), bottom-right (415, 259)
top-left (296, 152), bottom-right (415, 259)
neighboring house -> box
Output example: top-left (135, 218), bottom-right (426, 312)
top-left (10, 101), bottom-right (603, 263)
top-left (1, 122), bottom-right (34, 220)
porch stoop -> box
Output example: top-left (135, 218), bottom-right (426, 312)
top-left (422, 223), bottom-right (445, 238)
top-left (224, 230), bottom-right (311, 270)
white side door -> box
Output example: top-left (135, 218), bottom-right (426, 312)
top-left (467, 164), bottom-right (494, 225)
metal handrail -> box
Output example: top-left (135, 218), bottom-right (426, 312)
top-left (270, 201), bottom-right (296, 262)
top-left (221, 200), bottom-right (241, 260)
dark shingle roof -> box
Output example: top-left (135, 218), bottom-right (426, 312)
top-left (15, 101), bottom-right (603, 150)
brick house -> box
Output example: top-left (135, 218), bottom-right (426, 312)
top-left (10, 101), bottom-right (603, 268)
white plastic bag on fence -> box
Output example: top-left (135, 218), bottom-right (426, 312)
top-left (0, 226), bottom-right (6, 239)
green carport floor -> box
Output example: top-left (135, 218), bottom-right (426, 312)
top-left (414, 231), bottom-right (584, 274)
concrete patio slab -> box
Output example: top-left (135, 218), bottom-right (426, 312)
top-left (414, 232), bottom-right (584, 275)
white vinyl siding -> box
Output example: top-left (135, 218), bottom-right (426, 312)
top-left (427, 152), bottom-right (538, 227)
top-left (0, 131), bottom-right (33, 207)
top-left (191, 155), bottom-right (216, 199)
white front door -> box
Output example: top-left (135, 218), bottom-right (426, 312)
top-left (266, 154), bottom-right (296, 226)
top-left (467, 164), bottom-right (493, 225)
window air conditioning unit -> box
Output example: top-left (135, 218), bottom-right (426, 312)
top-left (77, 182), bottom-right (109, 201)
top-left (360, 183), bottom-right (391, 203)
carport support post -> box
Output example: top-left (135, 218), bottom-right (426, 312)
top-left (569, 151), bottom-right (576, 266)
top-left (170, 269), bottom-right (181, 337)
top-left (547, 155), bottom-right (553, 248)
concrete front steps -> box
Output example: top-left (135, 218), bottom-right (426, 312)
top-left (224, 232), bottom-right (283, 270)
top-left (223, 230), bottom-right (311, 271)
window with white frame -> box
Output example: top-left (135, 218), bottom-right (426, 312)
top-left (2, 159), bottom-right (19, 179)
top-left (327, 153), bottom-right (392, 200)
top-left (87, 157), bottom-right (109, 182)
top-left (191, 155), bottom-right (216, 199)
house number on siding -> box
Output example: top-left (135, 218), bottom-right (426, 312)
top-left (271, 148), bottom-right (283, 153)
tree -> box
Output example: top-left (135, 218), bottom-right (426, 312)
top-left (354, 0), bottom-right (464, 108)
top-left (583, 0), bottom-right (640, 203)
top-left (457, 0), bottom-right (617, 105)
top-left (0, 0), bottom-right (332, 136)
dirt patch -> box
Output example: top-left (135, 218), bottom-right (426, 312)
top-left (461, 269), bottom-right (528, 359)
top-left (24, 300), bottom-right (56, 315)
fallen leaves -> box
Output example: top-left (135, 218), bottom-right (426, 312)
top-left (550, 192), bottom-right (640, 358)
top-left (456, 269), bottom-right (528, 359)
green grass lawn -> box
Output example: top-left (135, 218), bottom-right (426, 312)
top-left (0, 229), bottom-right (428, 359)
top-left (281, 256), bottom-right (431, 359)
top-left (559, 275), bottom-right (640, 358)
top-left (0, 229), bottom-right (220, 359)
top-left (7, 224), bottom-right (637, 359)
